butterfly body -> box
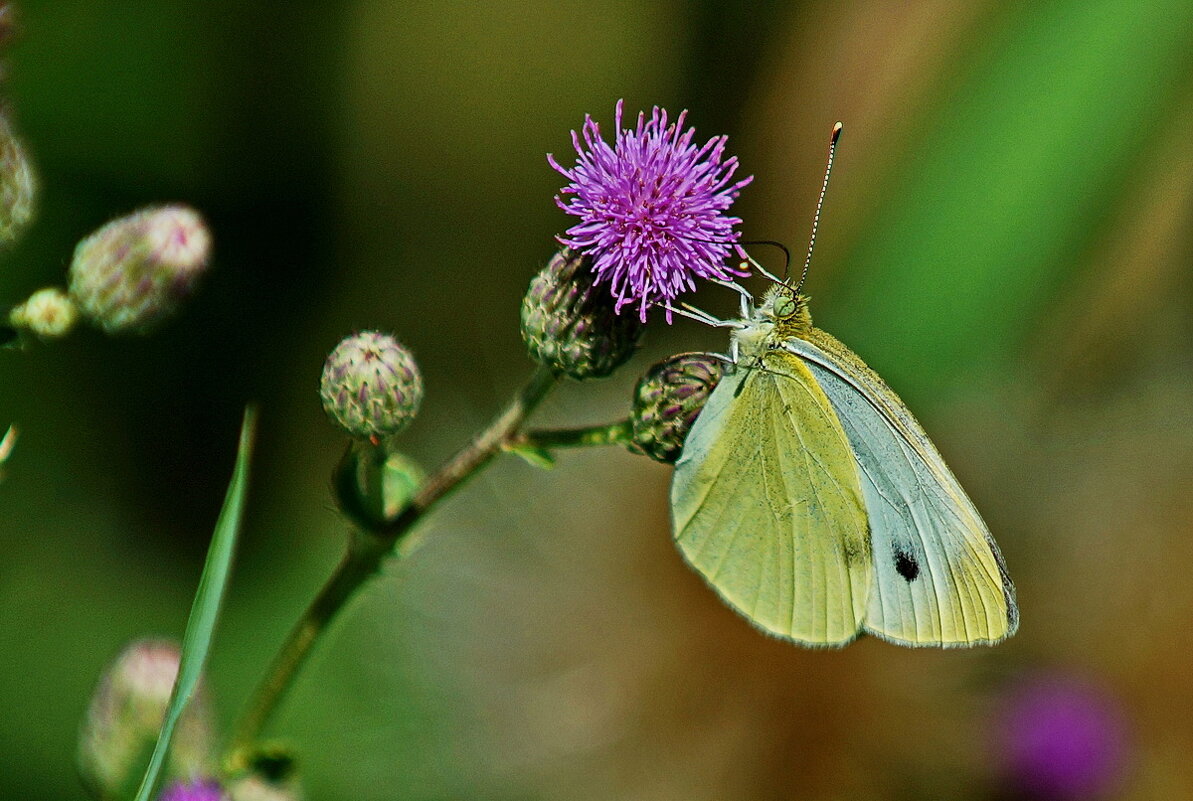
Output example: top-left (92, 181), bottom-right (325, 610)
top-left (671, 286), bottom-right (1018, 647)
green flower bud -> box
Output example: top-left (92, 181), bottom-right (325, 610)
top-left (320, 331), bottom-right (423, 441)
top-left (77, 639), bottom-right (214, 801)
top-left (0, 113), bottom-right (35, 247)
top-left (9, 286), bottom-right (78, 338)
top-left (520, 248), bottom-right (644, 380)
top-left (68, 204), bottom-right (212, 333)
top-left (629, 352), bottom-right (724, 463)
top-left (227, 745), bottom-right (301, 801)
top-left (227, 775), bottom-right (302, 801)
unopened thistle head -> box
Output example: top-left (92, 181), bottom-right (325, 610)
top-left (629, 352), bottom-right (724, 463)
top-left (9, 286), bottom-right (78, 338)
top-left (68, 204), bottom-right (212, 333)
top-left (0, 112), bottom-right (36, 247)
top-left (320, 331), bottom-right (423, 441)
top-left (548, 100), bottom-right (752, 321)
top-left (77, 640), bottom-right (214, 800)
top-left (521, 247), bottom-right (644, 379)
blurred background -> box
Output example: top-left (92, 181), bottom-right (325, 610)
top-left (1, 0), bottom-right (1191, 799)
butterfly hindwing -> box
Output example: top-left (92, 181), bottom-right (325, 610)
top-left (786, 330), bottom-right (1018, 646)
top-left (671, 350), bottom-right (872, 645)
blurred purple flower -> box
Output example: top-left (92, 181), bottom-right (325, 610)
top-left (548, 100), bottom-right (752, 321)
top-left (158, 779), bottom-right (224, 801)
top-left (996, 673), bottom-right (1128, 800)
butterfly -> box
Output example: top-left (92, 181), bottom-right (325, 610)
top-left (668, 125), bottom-right (1017, 647)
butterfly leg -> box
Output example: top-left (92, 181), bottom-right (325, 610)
top-left (662, 302), bottom-right (745, 329)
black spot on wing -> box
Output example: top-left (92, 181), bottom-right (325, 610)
top-left (893, 548), bottom-right (920, 581)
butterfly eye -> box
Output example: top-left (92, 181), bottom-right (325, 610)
top-left (774, 295), bottom-right (796, 317)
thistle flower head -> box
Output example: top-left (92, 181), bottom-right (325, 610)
top-left (629, 352), bottom-right (724, 462)
top-left (995, 673), bottom-right (1128, 800)
top-left (548, 100), bottom-right (752, 321)
top-left (77, 639), bottom-right (214, 800)
top-left (320, 331), bottom-right (423, 441)
top-left (0, 112), bottom-right (36, 247)
top-left (521, 247), bottom-right (644, 379)
top-left (68, 204), bottom-right (212, 333)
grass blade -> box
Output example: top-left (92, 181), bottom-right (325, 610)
top-left (132, 406), bottom-right (258, 801)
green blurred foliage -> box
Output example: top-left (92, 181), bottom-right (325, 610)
top-left (1, 1), bottom-right (1192, 800)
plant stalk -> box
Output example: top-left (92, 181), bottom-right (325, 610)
top-left (226, 366), bottom-right (558, 764)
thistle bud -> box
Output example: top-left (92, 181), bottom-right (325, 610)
top-left (0, 112), bottom-right (35, 246)
top-left (629, 352), bottom-right (724, 463)
top-left (68, 204), bottom-right (212, 333)
top-left (9, 286), bottom-right (78, 338)
top-left (520, 248), bottom-right (644, 380)
top-left (320, 331), bottom-right (423, 441)
top-left (227, 775), bottom-right (301, 801)
top-left (77, 640), bottom-right (214, 801)
top-left (224, 744), bottom-right (300, 801)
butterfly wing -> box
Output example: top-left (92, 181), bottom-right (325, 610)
top-left (786, 330), bottom-right (1018, 646)
top-left (671, 350), bottom-right (872, 645)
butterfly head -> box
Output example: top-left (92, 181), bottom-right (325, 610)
top-left (759, 285), bottom-right (812, 339)
top-left (730, 284), bottom-right (812, 357)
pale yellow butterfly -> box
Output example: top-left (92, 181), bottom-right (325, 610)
top-left (669, 124), bottom-right (1017, 647)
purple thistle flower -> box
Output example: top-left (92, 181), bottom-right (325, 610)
top-left (158, 779), bottom-right (224, 801)
top-left (995, 673), bottom-right (1129, 800)
top-left (548, 100), bottom-right (753, 321)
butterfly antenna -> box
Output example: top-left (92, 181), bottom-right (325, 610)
top-left (794, 122), bottom-right (842, 297)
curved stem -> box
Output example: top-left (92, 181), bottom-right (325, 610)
top-left (226, 366), bottom-right (558, 764)
top-left (226, 533), bottom-right (387, 768)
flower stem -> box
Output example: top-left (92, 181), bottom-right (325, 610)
top-left (226, 366), bottom-right (558, 765)
top-left (510, 419), bottom-right (632, 450)
top-left (226, 533), bottom-right (388, 769)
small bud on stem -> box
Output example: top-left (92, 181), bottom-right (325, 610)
top-left (629, 352), bottom-right (724, 463)
top-left (9, 286), bottom-right (78, 338)
top-left (320, 331), bottom-right (423, 441)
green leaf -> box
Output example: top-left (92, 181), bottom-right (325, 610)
top-left (132, 407), bottom-right (258, 801)
top-left (507, 443), bottom-right (556, 469)
top-left (827, 0), bottom-right (1193, 409)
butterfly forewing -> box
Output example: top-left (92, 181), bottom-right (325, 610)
top-left (671, 350), bottom-right (872, 645)
top-left (786, 330), bottom-right (1018, 646)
